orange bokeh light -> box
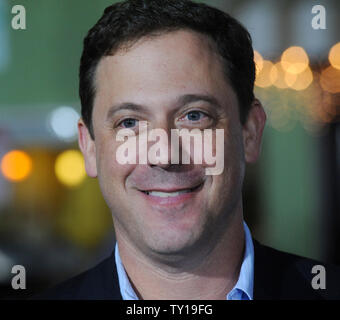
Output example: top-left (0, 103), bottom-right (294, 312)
top-left (320, 66), bottom-right (340, 93)
top-left (255, 60), bottom-right (275, 88)
top-left (254, 50), bottom-right (264, 77)
top-left (329, 42), bottom-right (340, 70)
top-left (270, 62), bottom-right (294, 89)
top-left (1, 150), bottom-right (33, 182)
top-left (285, 66), bottom-right (313, 91)
top-left (281, 46), bottom-right (309, 75)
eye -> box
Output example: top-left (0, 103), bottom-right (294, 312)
top-left (119, 118), bottom-right (139, 128)
top-left (176, 110), bottom-right (213, 129)
top-left (185, 110), bottom-right (207, 121)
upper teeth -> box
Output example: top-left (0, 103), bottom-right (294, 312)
top-left (145, 190), bottom-right (191, 197)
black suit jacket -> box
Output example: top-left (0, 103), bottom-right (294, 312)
top-left (36, 240), bottom-right (340, 300)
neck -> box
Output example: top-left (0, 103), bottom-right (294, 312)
top-left (116, 211), bottom-right (245, 300)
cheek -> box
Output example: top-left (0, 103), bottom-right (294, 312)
top-left (96, 139), bottom-right (136, 194)
top-left (224, 119), bottom-right (245, 161)
top-left (207, 128), bottom-right (245, 199)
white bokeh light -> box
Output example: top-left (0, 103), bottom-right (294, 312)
top-left (49, 106), bottom-right (80, 141)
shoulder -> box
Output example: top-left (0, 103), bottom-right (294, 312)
top-left (253, 239), bottom-right (340, 300)
top-left (33, 252), bottom-right (122, 300)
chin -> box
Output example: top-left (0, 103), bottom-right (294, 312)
top-left (141, 221), bottom-right (207, 258)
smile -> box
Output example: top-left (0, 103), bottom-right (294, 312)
top-left (142, 185), bottom-right (200, 197)
top-left (139, 183), bottom-right (204, 206)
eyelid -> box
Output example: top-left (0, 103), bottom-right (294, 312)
top-left (116, 117), bottom-right (139, 128)
top-left (178, 109), bottom-right (210, 121)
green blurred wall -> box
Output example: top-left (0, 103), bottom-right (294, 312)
top-left (0, 0), bottom-right (117, 107)
top-left (258, 124), bottom-right (321, 260)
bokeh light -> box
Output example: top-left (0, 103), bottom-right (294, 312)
top-left (285, 66), bottom-right (313, 91)
top-left (319, 66), bottom-right (340, 93)
top-left (0, 150), bottom-right (33, 182)
top-left (55, 150), bottom-right (86, 187)
top-left (255, 60), bottom-right (276, 88)
top-left (329, 42), bottom-right (340, 70)
top-left (281, 46), bottom-right (309, 74)
top-left (254, 50), bottom-right (264, 77)
top-left (48, 106), bottom-right (80, 142)
top-left (270, 62), bottom-right (292, 89)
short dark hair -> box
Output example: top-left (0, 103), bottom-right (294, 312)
top-left (79, 0), bottom-right (255, 139)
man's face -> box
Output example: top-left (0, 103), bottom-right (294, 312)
top-left (79, 30), bottom-right (264, 259)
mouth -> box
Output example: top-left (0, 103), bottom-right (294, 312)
top-left (138, 182), bottom-right (204, 206)
top-left (140, 183), bottom-right (203, 197)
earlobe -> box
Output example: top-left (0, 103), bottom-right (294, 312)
top-left (242, 99), bottom-right (266, 163)
top-left (78, 119), bottom-right (98, 178)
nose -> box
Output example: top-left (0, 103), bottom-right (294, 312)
top-left (146, 119), bottom-right (174, 170)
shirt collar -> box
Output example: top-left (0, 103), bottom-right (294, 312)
top-left (226, 221), bottom-right (254, 300)
top-left (115, 220), bottom-right (254, 300)
top-left (115, 242), bottom-right (139, 300)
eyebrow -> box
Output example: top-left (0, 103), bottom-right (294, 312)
top-left (106, 94), bottom-right (222, 121)
top-left (106, 103), bottom-right (147, 121)
top-left (177, 94), bottom-right (222, 110)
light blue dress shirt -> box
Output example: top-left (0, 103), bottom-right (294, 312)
top-left (115, 221), bottom-right (254, 300)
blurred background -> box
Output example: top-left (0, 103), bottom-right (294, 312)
top-left (0, 0), bottom-right (339, 299)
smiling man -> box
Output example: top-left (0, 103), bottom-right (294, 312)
top-left (81, 29), bottom-right (254, 300)
top-left (39, 0), bottom-right (340, 300)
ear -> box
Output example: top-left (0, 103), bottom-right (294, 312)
top-left (242, 99), bottom-right (266, 163)
top-left (78, 119), bottom-right (97, 177)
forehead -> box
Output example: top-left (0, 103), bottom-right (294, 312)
top-left (93, 30), bottom-right (237, 114)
